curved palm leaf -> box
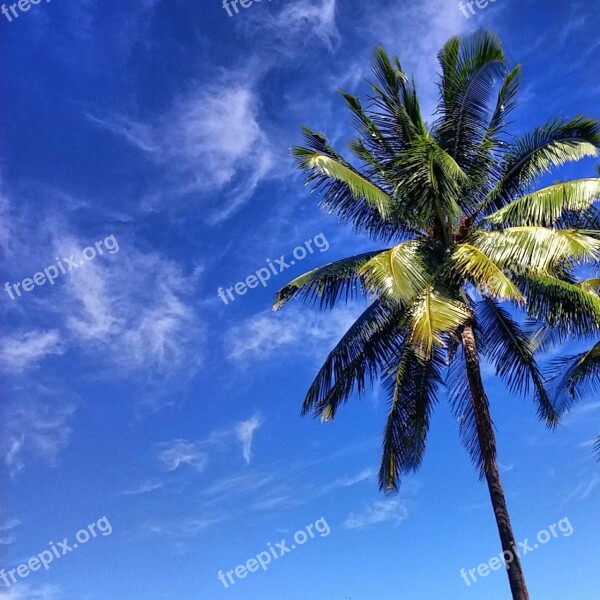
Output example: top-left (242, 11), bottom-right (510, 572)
top-left (520, 274), bottom-right (600, 337)
top-left (469, 227), bottom-right (600, 272)
top-left (293, 129), bottom-right (409, 240)
top-left (273, 251), bottom-right (382, 311)
top-left (485, 179), bottom-right (600, 227)
top-left (379, 345), bottom-right (444, 491)
top-left (303, 299), bottom-right (404, 420)
top-left (482, 116), bottom-right (600, 213)
top-left (477, 298), bottom-right (558, 425)
top-left (451, 244), bottom-right (525, 302)
top-left (436, 30), bottom-right (507, 168)
top-left (395, 135), bottom-right (468, 227)
top-left (552, 341), bottom-right (600, 402)
top-left (447, 342), bottom-right (489, 473)
top-left (408, 289), bottom-right (471, 359)
top-left (357, 241), bottom-right (430, 305)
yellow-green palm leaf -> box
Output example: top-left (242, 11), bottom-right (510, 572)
top-left (358, 241), bottom-right (430, 304)
top-left (470, 227), bottom-right (600, 272)
top-left (486, 179), bottom-right (600, 227)
top-left (452, 244), bottom-right (525, 303)
top-left (297, 151), bottom-right (397, 220)
top-left (409, 289), bottom-right (471, 359)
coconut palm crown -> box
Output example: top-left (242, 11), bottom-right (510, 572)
top-left (273, 30), bottom-right (600, 600)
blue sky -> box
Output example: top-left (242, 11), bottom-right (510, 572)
top-left (1, 0), bottom-right (600, 598)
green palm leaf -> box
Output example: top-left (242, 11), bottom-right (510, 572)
top-left (552, 341), bottom-right (600, 402)
top-left (358, 242), bottom-right (430, 305)
top-left (379, 346), bottom-right (444, 491)
top-left (273, 251), bottom-right (382, 311)
top-left (408, 289), bottom-right (471, 359)
top-left (303, 299), bottom-right (404, 420)
top-left (520, 274), bottom-right (600, 337)
top-left (486, 179), bottom-right (600, 227)
top-left (295, 150), bottom-right (397, 219)
top-left (482, 116), bottom-right (600, 213)
top-left (469, 227), bottom-right (600, 272)
top-left (452, 244), bottom-right (525, 302)
top-left (477, 299), bottom-right (558, 425)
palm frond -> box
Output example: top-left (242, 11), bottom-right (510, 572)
top-left (409, 289), bottom-right (471, 359)
top-left (273, 251), bottom-right (382, 311)
top-left (379, 346), bottom-right (444, 492)
top-left (452, 243), bottom-right (525, 302)
top-left (482, 116), bottom-right (600, 213)
top-left (578, 278), bottom-right (600, 295)
top-left (485, 179), bottom-right (600, 227)
top-left (435, 30), bottom-right (507, 168)
top-left (293, 128), bottom-right (410, 240)
top-left (469, 227), bottom-right (600, 272)
top-left (395, 135), bottom-right (468, 226)
top-left (294, 148), bottom-right (397, 219)
top-left (358, 242), bottom-right (430, 305)
top-left (477, 298), bottom-right (558, 425)
top-left (447, 342), bottom-right (486, 473)
top-left (304, 299), bottom-right (404, 419)
top-left (520, 274), bottom-right (600, 337)
top-left (552, 341), bottom-right (600, 405)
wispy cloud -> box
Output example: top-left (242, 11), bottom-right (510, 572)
top-left (2, 400), bottom-right (76, 478)
top-left (88, 75), bottom-right (275, 222)
top-left (0, 517), bottom-right (21, 545)
top-left (61, 239), bottom-right (200, 374)
top-left (344, 498), bottom-right (409, 530)
top-left (157, 440), bottom-right (209, 473)
top-left (235, 415), bottom-right (264, 464)
top-left (324, 468), bottom-right (375, 492)
top-left (0, 585), bottom-right (61, 600)
top-left (156, 414), bottom-right (265, 476)
top-left (0, 330), bottom-right (65, 373)
top-left (203, 472), bottom-right (274, 497)
top-left (564, 473), bottom-right (600, 503)
top-left (136, 516), bottom-right (220, 542)
top-left (254, 0), bottom-right (339, 53)
top-left (120, 481), bottom-right (164, 496)
top-left (226, 304), bottom-right (363, 362)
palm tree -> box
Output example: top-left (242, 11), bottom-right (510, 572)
top-left (273, 31), bottom-right (600, 600)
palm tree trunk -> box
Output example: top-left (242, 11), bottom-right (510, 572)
top-left (461, 323), bottom-right (530, 600)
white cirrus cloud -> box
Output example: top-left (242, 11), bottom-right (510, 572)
top-left (254, 0), bottom-right (339, 53)
top-left (0, 330), bottom-right (65, 374)
top-left (344, 498), bottom-right (409, 530)
top-left (0, 517), bottom-right (21, 545)
top-left (87, 77), bottom-right (275, 222)
top-left (55, 234), bottom-right (201, 374)
top-left (235, 415), bottom-right (264, 464)
top-left (120, 481), bottom-right (164, 496)
top-left (0, 585), bottom-right (61, 600)
top-left (225, 304), bottom-right (364, 362)
top-left (157, 440), bottom-right (209, 473)
top-left (1, 400), bottom-right (76, 478)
